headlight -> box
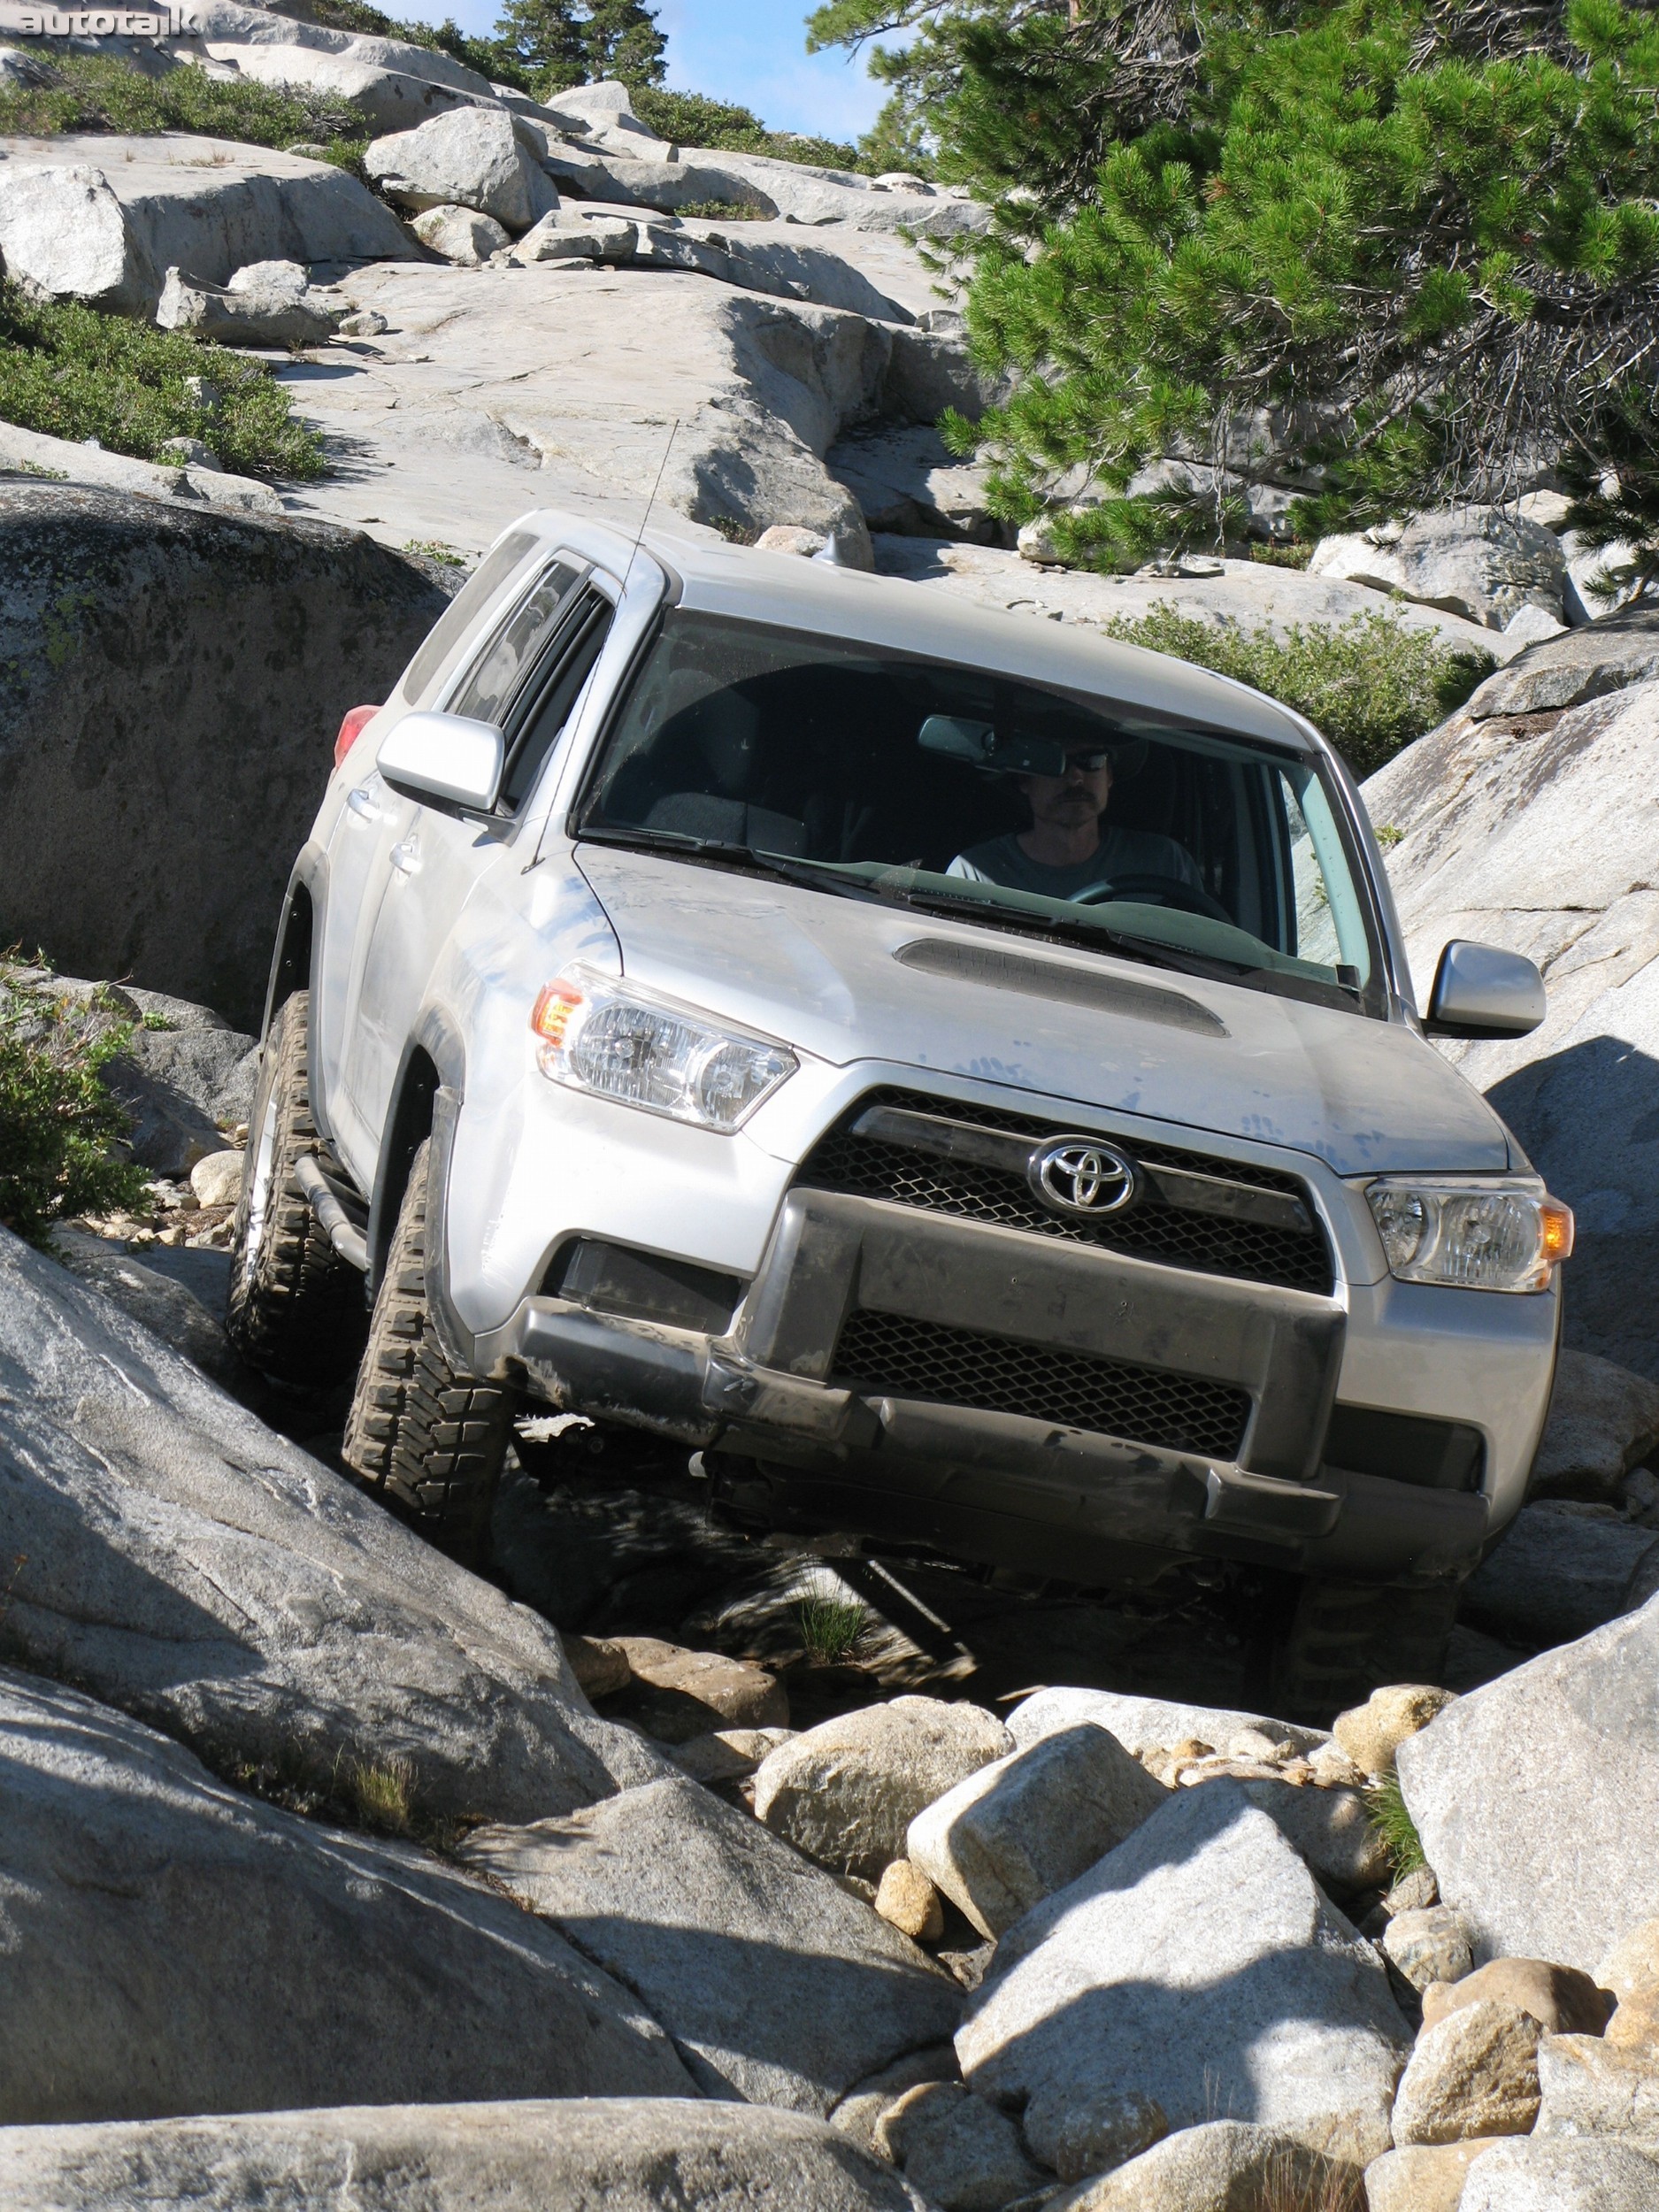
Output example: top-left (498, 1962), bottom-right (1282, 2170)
top-left (530, 964), bottom-right (796, 1132)
top-left (1365, 1178), bottom-right (1573, 1293)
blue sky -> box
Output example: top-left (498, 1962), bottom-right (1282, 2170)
top-left (418, 0), bottom-right (891, 140)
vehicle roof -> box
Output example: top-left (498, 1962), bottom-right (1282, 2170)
top-left (511, 509), bottom-right (1324, 757)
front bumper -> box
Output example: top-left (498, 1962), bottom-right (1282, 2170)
top-left (475, 1187), bottom-right (1494, 1586)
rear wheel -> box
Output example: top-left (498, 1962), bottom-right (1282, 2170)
top-left (1271, 1574), bottom-right (1464, 1726)
top-left (341, 1138), bottom-right (515, 1566)
top-left (226, 991), bottom-right (365, 1386)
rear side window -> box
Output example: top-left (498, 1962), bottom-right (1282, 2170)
top-left (449, 559), bottom-right (584, 726)
top-left (498, 587), bottom-right (616, 810)
top-left (403, 530), bottom-right (537, 703)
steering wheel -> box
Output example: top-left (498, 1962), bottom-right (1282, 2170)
top-left (1074, 872), bottom-right (1233, 925)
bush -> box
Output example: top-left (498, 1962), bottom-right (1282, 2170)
top-left (628, 84), bottom-right (870, 173)
top-left (0, 50), bottom-right (365, 148)
top-left (1367, 1770), bottom-right (1427, 1881)
top-left (1103, 604), bottom-right (1491, 778)
top-left (0, 282), bottom-right (326, 481)
top-left (0, 972), bottom-right (150, 1248)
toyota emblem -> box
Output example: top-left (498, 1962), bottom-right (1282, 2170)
top-left (1029, 1137), bottom-right (1138, 1217)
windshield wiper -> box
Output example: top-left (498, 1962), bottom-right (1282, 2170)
top-left (577, 826), bottom-right (889, 904)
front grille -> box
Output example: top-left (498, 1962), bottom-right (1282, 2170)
top-left (796, 1086), bottom-right (1332, 1294)
top-left (834, 1308), bottom-right (1251, 1459)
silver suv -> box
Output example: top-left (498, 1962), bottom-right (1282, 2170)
top-left (230, 511), bottom-right (1571, 1714)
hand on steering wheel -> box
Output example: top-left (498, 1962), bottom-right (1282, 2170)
top-left (1074, 872), bottom-right (1233, 924)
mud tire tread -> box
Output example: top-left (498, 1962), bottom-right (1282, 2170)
top-left (225, 991), bottom-right (365, 1385)
top-left (1272, 1575), bottom-right (1463, 1725)
top-left (341, 1137), bottom-right (512, 1564)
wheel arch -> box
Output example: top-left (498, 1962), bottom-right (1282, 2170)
top-left (261, 855), bottom-right (326, 1039)
top-left (367, 1007), bottom-right (467, 1296)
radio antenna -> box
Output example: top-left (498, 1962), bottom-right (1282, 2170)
top-left (622, 416), bottom-right (680, 596)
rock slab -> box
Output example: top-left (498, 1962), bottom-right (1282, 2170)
top-left (1396, 1592), bottom-right (1659, 1972)
top-left (956, 1780), bottom-right (1409, 2163)
top-left (1459, 2135), bottom-right (1659, 2210)
top-left (458, 1773), bottom-right (961, 2113)
top-left (0, 1226), bottom-right (667, 1829)
top-left (0, 1668), bottom-right (691, 2125)
top-left (0, 2099), bottom-right (930, 2210)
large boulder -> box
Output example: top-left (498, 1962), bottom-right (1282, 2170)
top-left (1395, 1592), bottom-right (1659, 1970)
top-left (1007, 1684), bottom-right (1328, 1763)
top-left (1310, 507), bottom-right (1566, 629)
top-left (1463, 603), bottom-right (1659, 718)
top-left (0, 484), bottom-right (450, 1027)
top-left (0, 1667), bottom-right (692, 2124)
top-left (956, 1781), bottom-right (1409, 2164)
top-left (0, 1226), bottom-right (669, 1826)
top-left (203, 38), bottom-right (481, 132)
top-left (753, 1697), bottom-right (1011, 1879)
top-left (1535, 2032), bottom-right (1659, 2143)
top-left (0, 2098), bottom-right (930, 2211)
top-left (1459, 2135), bottom-right (1659, 2209)
top-left (0, 163), bottom-right (151, 311)
top-left (907, 1722), bottom-right (1169, 1939)
top-left (1531, 1348), bottom-right (1659, 1502)
top-left (1363, 677), bottom-right (1659, 1379)
top-left (156, 257), bottom-right (337, 346)
top-left (182, 0), bottom-right (496, 96)
top-left (0, 136), bottom-right (415, 311)
top-left (1041, 2120), bottom-right (1357, 2212)
top-left (364, 104), bottom-right (558, 233)
top-left (1390, 2001), bottom-right (1544, 2145)
top-left (1463, 1502), bottom-right (1659, 1647)
top-left (411, 203), bottom-right (512, 265)
top-left (459, 1775), bottom-right (962, 2113)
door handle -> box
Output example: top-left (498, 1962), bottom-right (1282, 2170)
top-left (347, 786), bottom-right (380, 822)
top-left (389, 834), bottom-right (421, 875)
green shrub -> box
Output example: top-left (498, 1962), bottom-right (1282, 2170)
top-left (629, 84), bottom-right (870, 173)
top-left (0, 972), bottom-right (150, 1248)
top-left (0, 281), bottom-right (326, 481)
top-left (1103, 604), bottom-right (1491, 779)
top-left (1367, 1769), bottom-right (1427, 1881)
top-left (0, 50), bottom-right (363, 147)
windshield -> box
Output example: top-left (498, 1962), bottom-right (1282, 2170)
top-left (576, 611), bottom-right (1384, 1014)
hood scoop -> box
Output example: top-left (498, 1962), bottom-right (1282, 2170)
top-left (893, 936), bottom-right (1228, 1039)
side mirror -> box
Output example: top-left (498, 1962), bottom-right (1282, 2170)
top-left (1425, 939), bottom-right (1547, 1040)
top-left (376, 710), bottom-right (503, 815)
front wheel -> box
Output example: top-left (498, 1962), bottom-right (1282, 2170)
top-left (226, 991), bottom-right (366, 1386)
top-left (341, 1138), bottom-right (515, 1566)
top-left (1271, 1574), bottom-right (1464, 1726)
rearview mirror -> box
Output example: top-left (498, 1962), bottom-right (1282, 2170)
top-left (1425, 940), bottom-right (1547, 1040)
top-left (376, 710), bottom-right (504, 815)
top-left (917, 715), bottom-right (1069, 779)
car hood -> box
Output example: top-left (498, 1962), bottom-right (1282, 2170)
top-left (576, 847), bottom-right (1512, 1176)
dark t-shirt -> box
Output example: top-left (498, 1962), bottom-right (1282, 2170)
top-left (949, 826), bottom-right (1201, 902)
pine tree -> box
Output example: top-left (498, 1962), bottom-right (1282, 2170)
top-left (493, 0), bottom-right (664, 95)
top-left (811, 0), bottom-right (1659, 580)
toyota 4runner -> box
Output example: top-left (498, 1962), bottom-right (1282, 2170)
top-left (230, 511), bottom-right (1571, 1714)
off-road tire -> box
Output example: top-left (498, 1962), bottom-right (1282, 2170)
top-left (226, 991), bottom-right (365, 1386)
top-left (341, 1138), bottom-right (515, 1565)
top-left (1271, 1574), bottom-right (1464, 1725)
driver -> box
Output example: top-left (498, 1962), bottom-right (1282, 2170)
top-left (948, 739), bottom-right (1202, 902)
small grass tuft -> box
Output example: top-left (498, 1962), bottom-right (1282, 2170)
top-left (345, 1753), bottom-right (417, 1836)
top-left (1102, 603), bottom-right (1493, 779)
top-left (403, 538), bottom-right (468, 566)
top-left (1260, 2147), bottom-right (1365, 2212)
top-left (1367, 1769), bottom-right (1427, 1881)
top-left (794, 1590), bottom-right (869, 1664)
